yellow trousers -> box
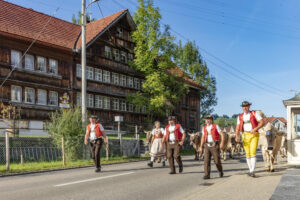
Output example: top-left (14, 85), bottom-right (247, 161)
top-left (242, 132), bottom-right (259, 158)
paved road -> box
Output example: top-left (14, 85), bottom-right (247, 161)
top-left (0, 153), bottom-right (284, 200)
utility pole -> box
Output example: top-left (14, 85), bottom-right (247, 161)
top-left (81, 0), bottom-right (87, 125)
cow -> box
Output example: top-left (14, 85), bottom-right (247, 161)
top-left (258, 122), bottom-right (284, 172)
top-left (220, 132), bottom-right (236, 161)
top-left (188, 132), bottom-right (203, 160)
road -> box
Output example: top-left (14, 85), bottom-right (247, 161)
top-left (0, 153), bottom-right (284, 200)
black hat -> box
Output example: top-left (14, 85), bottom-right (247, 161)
top-left (241, 101), bottom-right (252, 107)
top-left (204, 114), bottom-right (213, 120)
top-left (168, 116), bottom-right (176, 121)
top-left (89, 115), bottom-right (98, 119)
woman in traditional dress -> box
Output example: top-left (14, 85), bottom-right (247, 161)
top-left (147, 121), bottom-right (166, 167)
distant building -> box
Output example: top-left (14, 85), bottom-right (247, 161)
top-left (263, 117), bottom-right (287, 132)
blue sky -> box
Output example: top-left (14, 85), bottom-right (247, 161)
top-left (6, 0), bottom-right (300, 118)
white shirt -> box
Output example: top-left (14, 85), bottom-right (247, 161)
top-left (202, 124), bottom-right (222, 142)
top-left (89, 123), bottom-right (105, 140)
top-left (168, 125), bottom-right (184, 142)
top-left (237, 112), bottom-right (262, 132)
top-left (151, 128), bottom-right (166, 137)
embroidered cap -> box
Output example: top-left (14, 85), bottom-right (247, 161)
top-left (204, 114), bottom-right (213, 120)
top-left (168, 116), bottom-right (176, 121)
top-left (241, 101), bottom-right (252, 107)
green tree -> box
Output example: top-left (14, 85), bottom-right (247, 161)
top-left (72, 11), bottom-right (95, 25)
top-left (128, 0), bottom-right (188, 119)
top-left (174, 40), bottom-right (217, 118)
top-left (45, 106), bottom-right (86, 161)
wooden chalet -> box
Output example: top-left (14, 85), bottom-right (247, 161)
top-left (0, 1), bottom-right (201, 133)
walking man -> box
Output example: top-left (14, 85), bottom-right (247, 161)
top-left (162, 116), bottom-right (186, 174)
top-left (84, 115), bottom-right (108, 172)
top-left (235, 101), bottom-right (264, 177)
top-left (199, 115), bottom-right (224, 179)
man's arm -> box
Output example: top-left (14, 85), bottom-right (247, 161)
top-left (198, 133), bottom-right (205, 152)
top-left (235, 125), bottom-right (240, 143)
top-left (102, 130), bottom-right (108, 144)
top-left (84, 128), bottom-right (89, 145)
top-left (180, 132), bottom-right (186, 145)
top-left (251, 120), bottom-right (264, 134)
top-left (219, 131), bottom-right (225, 149)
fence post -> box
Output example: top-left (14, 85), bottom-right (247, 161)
top-left (137, 134), bottom-right (140, 157)
top-left (62, 137), bottom-right (65, 167)
top-left (118, 121), bottom-right (122, 156)
top-left (106, 136), bottom-right (109, 161)
top-left (135, 125), bottom-right (138, 140)
top-left (5, 131), bottom-right (10, 171)
top-left (20, 149), bottom-right (24, 166)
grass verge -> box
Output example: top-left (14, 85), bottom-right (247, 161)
top-left (108, 133), bottom-right (147, 140)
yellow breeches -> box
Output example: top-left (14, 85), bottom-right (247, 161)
top-left (242, 132), bottom-right (259, 158)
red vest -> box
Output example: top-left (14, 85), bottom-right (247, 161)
top-left (165, 124), bottom-right (183, 141)
top-left (86, 123), bottom-right (103, 138)
top-left (203, 124), bottom-right (220, 142)
top-left (238, 111), bottom-right (258, 132)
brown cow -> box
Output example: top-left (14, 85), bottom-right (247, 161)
top-left (220, 132), bottom-right (236, 161)
top-left (189, 132), bottom-right (203, 160)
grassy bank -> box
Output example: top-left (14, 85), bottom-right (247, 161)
top-left (108, 133), bottom-right (147, 140)
top-left (0, 156), bottom-right (149, 174)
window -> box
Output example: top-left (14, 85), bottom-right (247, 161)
top-left (49, 91), bottom-right (58, 106)
top-left (134, 78), bottom-right (140, 89)
top-left (95, 95), bottom-right (103, 108)
top-left (11, 50), bottom-right (22, 68)
top-left (127, 76), bottom-right (133, 88)
top-left (76, 92), bottom-right (82, 106)
top-left (116, 27), bottom-right (123, 38)
top-left (113, 49), bottom-right (120, 61)
top-left (49, 59), bottom-right (58, 74)
top-left (128, 53), bottom-right (133, 61)
top-left (25, 87), bottom-right (35, 104)
top-left (120, 75), bottom-right (126, 86)
top-left (120, 100), bottom-right (126, 111)
top-left (104, 46), bottom-right (112, 59)
top-left (76, 64), bottom-right (82, 78)
top-left (112, 98), bottom-right (119, 110)
top-left (103, 96), bottom-right (110, 109)
top-left (103, 70), bottom-right (111, 83)
top-left (11, 85), bottom-right (22, 102)
top-left (112, 73), bottom-right (119, 85)
top-left (135, 105), bottom-right (140, 113)
top-left (120, 51), bottom-right (127, 63)
top-left (37, 89), bottom-right (47, 105)
top-left (95, 68), bottom-right (102, 82)
top-left (142, 106), bottom-right (147, 113)
top-left (128, 103), bottom-right (134, 112)
top-left (87, 66), bottom-right (94, 80)
top-left (37, 56), bottom-right (46, 72)
top-left (25, 54), bottom-right (34, 70)
top-left (87, 94), bottom-right (94, 108)
top-left (117, 39), bottom-right (124, 47)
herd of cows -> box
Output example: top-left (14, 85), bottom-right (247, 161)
top-left (145, 120), bottom-right (287, 172)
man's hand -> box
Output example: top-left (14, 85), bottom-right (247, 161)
top-left (250, 129), bottom-right (257, 134)
top-left (84, 139), bottom-right (88, 145)
top-left (220, 143), bottom-right (224, 150)
top-left (198, 146), bottom-right (203, 154)
top-left (178, 141), bottom-right (184, 146)
top-left (235, 135), bottom-right (240, 143)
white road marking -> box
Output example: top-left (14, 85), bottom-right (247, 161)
top-left (54, 172), bottom-right (135, 187)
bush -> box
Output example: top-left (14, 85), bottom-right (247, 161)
top-left (46, 106), bottom-right (86, 161)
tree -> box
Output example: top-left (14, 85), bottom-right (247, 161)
top-left (128, 0), bottom-right (188, 118)
top-left (174, 40), bottom-right (217, 118)
top-left (232, 114), bottom-right (239, 119)
top-left (72, 11), bottom-right (95, 25)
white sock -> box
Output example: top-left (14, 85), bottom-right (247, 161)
top-left (150, 157), bottom-right (154, 162)
top-left (246, 158), bottom-right (252, 172)
top-left (250, 157), bottom-right (256, 172)
top-left (161, 157), bottom-right (165, 162)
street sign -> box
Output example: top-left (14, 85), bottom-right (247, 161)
top-left (115, 116), bottom-right (123, 122)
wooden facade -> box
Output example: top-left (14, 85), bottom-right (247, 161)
top-left (0, 1), bottom-right (201, 131)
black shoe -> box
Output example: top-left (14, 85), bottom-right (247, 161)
top-left (95, 168), bottom-right (101, 172)
top-left (250, 172), bottom-right (256, 177)
top-left (169, 171), bottom-right (176, 175)
top-left (179, 166), bottom-right (183, 173)
top-left (203, 175), bottom-right (210, 179)
top-left (147, 162), bottom-right (153, 167)
top-left (219, 172), bottom-right (224, 178)
top-left (162, 161), bottom-right (166, 167)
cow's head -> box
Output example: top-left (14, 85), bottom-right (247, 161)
top-left (189, 132), bottom-right (201, 145)
top-left (144, 130), bottom-right (152, 143)
top-left (259, 122), bottom-right (278, 150)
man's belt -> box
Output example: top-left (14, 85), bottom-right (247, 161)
top-left (90, 137), bottom-right (103, 144)
top-left (206, 141), bottom-right (219, 147)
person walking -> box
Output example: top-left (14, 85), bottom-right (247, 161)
top-left (235, 101), bottom-right (264, 177)
top-left (199, 115), bottom-right (224, 179)
top-left (162, 116), bottom-right (186, 174)
top-left (147, 121), bottom-right (166, 167)
top-left (84, 115), bottom-right (108, 172)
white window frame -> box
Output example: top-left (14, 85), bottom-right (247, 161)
top-left (103, 96), bottom-right (110, 110)
top-left (103, 70), bottom-right (111, 83)
top-left (120, 74), bottom-right (126, 86)
top-left (120, 99), bottom-right (126, 111)
top-left (128, 53), bottom-right (133, 61)
top-left (87, 66), bottom-right (94, 80)
top-left (128, 103), bottom-right (134, 112)
top-left (76, 92), bottom-right (82, 106)
top-left (95, 68), bottom-right (102, 82)
top-left (104, 46), bottom-right (112, 59)
top-left (112, 98), bottom-right (119, 111)
top-left (49, 59), bottom-right (58, 74)
top-left (127, 76), bottom-right (133, 88)
top-left (112, 73), bottom-right (119, 85)
top-left (135, 105), bottom-right (140, 113)
top-left (95, 95), bottom-right (103, 108)
top-left (76, 64), bottom-right (82, 78)
top-left (120, 51), bottom-right (127, 63)
top-left (113, 49), bottom-right (120, 61)
top-left (37, 89), bottom-right (47, 105)
top-left (11, 85), bottom-right (22, 102)
top-left (37, 56), bottom-right (46, 72)
top-left (142, 106), bottom-right (147, 113)
top-left (11, 50), bottom-right (22, 68)
top-left (87, 93), bottom-right (94, 108)
top-left (49, 91), bottom-right (58, 106)
top-left (134, 78), bottom-right (140, 89)
top-left (25, 87), bottom-right (35, 104)
top-left (25, 54), bottom-right (34, 70)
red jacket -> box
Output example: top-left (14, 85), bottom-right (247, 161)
top-left (203, 124), bottom-right (220, 142)
top-left (86, 123), bottom-right (103, 138)
top-left (238, 111), bottom-right (258, 133)
top-left (165, 124), bottom-right (183, 141)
